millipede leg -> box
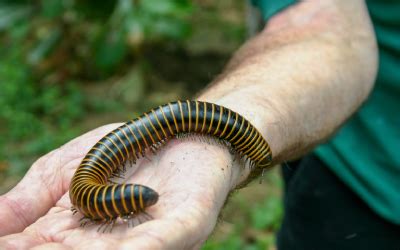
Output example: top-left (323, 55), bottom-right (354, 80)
top-left (128, 217), bottom-right (133, 228)
top-left (142, 211), bottom-right (153, 220)
top-left (79, 216), bottom-right (87, 222)
top-left (99, 219), bottom-right (113, 233)
top-left (71, 207), bottom-right (78, 215)
top-left (108, 180), bottom-right (118, 184)
top-left (79, 217), bottom-right (92, 227)
top-left (119, 163), bottom-right (127, 174)
top-left (109, 218), bottom-right (117, 233)
top-left (129, 159), bottom-right (135, 168)
top-left (127, 217), bottom-right (131, 228)
top-left (127, 215), bottom-right (138, 228)
top-left (111, 172), bottom-right (124, 179)
top-left (97, 221), bottom-right (106, 233)
top-left (102, 221), bottom-right (110, 233)
top-left (259, 168), bottom-right (266, 185)
top-left (229, 146), bottom-right (236, 155)
top-left (137, 216), bottom-right (143, 225)
top-left (144, 155), bottom-right (152, 162)
top-left (150, 146), bottom-right (157, 154)
top-left (80, 221), bottom-right (89, 227)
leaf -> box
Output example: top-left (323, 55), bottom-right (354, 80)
top-left (251, 196), bottom-right (283, 230)
top-left (41, 1), bottom-right (64, 19)
top-left (94, 27), bottom-right (127, 71)
top-left (27, 28), bottom-right (62, 65)
top-left (0, 3), bottom-right (31, 31)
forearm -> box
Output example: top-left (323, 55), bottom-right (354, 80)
top-left (197, 0), bottom-right (377, 166)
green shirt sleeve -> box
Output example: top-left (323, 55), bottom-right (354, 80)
top-left (251, 0), bottom-right (297, 21)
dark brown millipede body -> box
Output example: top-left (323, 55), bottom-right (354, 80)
top-left (69, 100), bottom-right (272, 225)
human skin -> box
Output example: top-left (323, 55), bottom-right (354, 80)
top-left (0, 1), bottom-right (377, 249)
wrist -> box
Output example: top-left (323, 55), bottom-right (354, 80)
top-left (197, 93), bottom-right (280, 163)
top-left (162, 137), bottom-right (249, 192)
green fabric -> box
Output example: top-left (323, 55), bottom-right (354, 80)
top-left (253, 0), bottom-right (400, 224)
top-left (250, 0), bottom-right (297, 20)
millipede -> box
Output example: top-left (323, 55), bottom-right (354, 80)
top-left (69, 100), bottom-right (272, 231)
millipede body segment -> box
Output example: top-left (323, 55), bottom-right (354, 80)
top-left (69, 100), bottom-right (272, 222)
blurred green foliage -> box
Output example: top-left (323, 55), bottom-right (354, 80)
top-left (0, 0), bottom-right (193, 177)
top-left (203, 172), bottom-right (283, 250)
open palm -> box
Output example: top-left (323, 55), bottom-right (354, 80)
top-left (0, 124), bottom-right (244, 249)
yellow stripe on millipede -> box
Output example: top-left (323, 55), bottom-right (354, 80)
top-left (195, 101), bottom-right (199, 131)
top-left (111, 131), bottom-right (129, 158)
top-left (219, 109), bottom-right (231, 138)
top-left (93, 187), bottom-right (105, 219)
top-left (72, 182), bottom-right (88, 204)
top-left (78, 185), bottom-right (91, 212)
top-left (86, 185), bottom-right (97, 218)
top-left (258, 160), bottom-right (272, 168)
top-left (94, 144), bottom-right (120, 168)
top-left (74, 170), bottom-right (103, 184)
top-left (225, 113), bottom-right (239, 140)
top-left (213, 106), bottom-right (223, 135)
top-left (178, 101), bottom-right (185, 132)
top-left (207, 103), bottom-right (215, 134)
top-left (87, 153), bottom-right (114, 172)
top-left (186, 100), bottom-right (192, 132)
top-left (71, 181), bottom-right (88, 196)
top-left (70, 181), bottom-right (83, 196)
top-left (126, 124), bottom-right (143, 155)
top-left (80, 163), bottom-right (107, 181)
top-left (248, 134), bottom-right (269, 161)
top-left (255, 144), bottom-right (272, 162)
top-left (231, 120), bottom-right (249, 145)
top-left (132, 121), bottom-right (150, 149)
top-left (75, 168), bottom-right (103, 183)
top-left (159, 106), bottom-right (174, 135)
top-left (130, 185), bottom-right (137, 212)
top-left (138, 116), bottom-right (156, 144)
top-left (168, 103), bottom-right (180, 133)
top-left (242, 133), bottom-right (261, 156)
top-left (152, 109), bottom-right (168, 138)
top-left (102, 186), bottom-right (114, 218)
top-left (74, 184), bottom-right (91, 208)
top-left (118, 127), bottom-right (138, 161)
top-left (92, 147), bottom-right (117, 170)
top-left (251, 145), bottom-right (267, 163)
top-left (82, 158), bottom-right (111, 176)
top-left (236, 126), bottom-right (255, 150)
top-left (120, 184), bottom-right (129, 214)
top-left (139, 185), bottom-right (144, 209)
top-left (145, 113), bottom-right (162, 141)
top-left (201, 102), bottom-right (207, 133)
top-left (110, 185), bottom-right (121, 215)
top-left (105, 136), bottom-right (125, 162)
top-left (246, 136), bottom-right (264, 159)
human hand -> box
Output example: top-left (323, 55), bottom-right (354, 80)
top-left (0, 123), bottom-right (249, 249)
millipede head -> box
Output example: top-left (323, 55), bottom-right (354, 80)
top-left (141, 185), bottom-right (159, 208)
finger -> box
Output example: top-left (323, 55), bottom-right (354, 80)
top-left (0, 124), bottom-right (122, 236)
top-left (74, 239), bottom-right (118, 250)
top-left (0, 208), bottom-right (75, 250)
top-left (119, 217), bottom-right (212, 250)
top-left (0, 232), bottom-right (43, 249)
top-left (31, 243), bottom-right (71, 250)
